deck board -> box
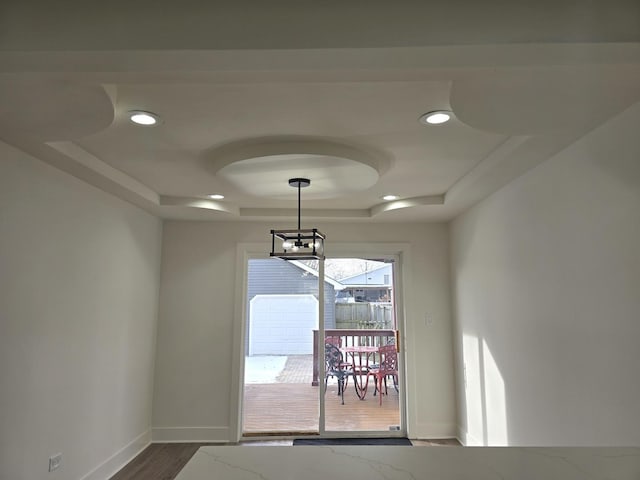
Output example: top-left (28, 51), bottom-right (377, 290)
top-left (243, 381), bottom-right (400, 433)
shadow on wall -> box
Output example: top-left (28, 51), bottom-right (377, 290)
top-left (462, 333), bottom-right (508, 446)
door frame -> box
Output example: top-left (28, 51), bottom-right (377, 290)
top-left (231, 242), bottom-right (411, 441)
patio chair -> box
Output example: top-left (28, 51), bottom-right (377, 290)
top-left (325, 336), bottom-right (352, 369)
top-left (366, 343), bottom-right (398, 405)
top-left (324, 343), bottom-right (357, 405)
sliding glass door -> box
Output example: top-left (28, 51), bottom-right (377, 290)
top-left (321, 257), bottom-right (403, 434)
top-left (242, 258), bottom-right (319, 435)
top-left (240, 255), bottom-right (404, 437)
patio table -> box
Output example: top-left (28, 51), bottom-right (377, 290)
top-left (311, 329), bottom-right (396, 386)
top-left (340, 345), bottom-right (379, 399)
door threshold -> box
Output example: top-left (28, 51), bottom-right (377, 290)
top-left (243, 431), bottom-right (319, 438)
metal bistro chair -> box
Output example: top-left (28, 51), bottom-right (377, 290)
top-left (324, 343), bottom-right (358, 405)
top-left (325, 336), bottom-right (352, 370)
top-left (366, 343), bottom-right (399, 405)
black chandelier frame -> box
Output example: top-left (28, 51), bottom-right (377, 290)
top-left (270, 178), bottom-right (325, 260)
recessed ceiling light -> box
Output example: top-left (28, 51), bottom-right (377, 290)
top-left (208, 194), bottom-right (225, 200)
top-left (129, 110), bottom-right (159, 126)
top-left (382, 195), bottom-right (399, 201)
top-left (419, 110), bottom-right (452, 125)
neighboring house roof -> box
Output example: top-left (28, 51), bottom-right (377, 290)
top-left (289, 260), bottom-right (345, 290)
top-left (340, 284), bottom-right (393, 289)
top-left (339, 263), bottom-right (392, 285)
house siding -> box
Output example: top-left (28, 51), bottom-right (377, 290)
top-left (340, 264), bottom-right (392, 285)
top-left (245, 259), bottom-right (336, 352)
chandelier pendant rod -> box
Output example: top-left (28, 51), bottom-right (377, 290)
top-left (297, 179), bottom-right (302, 231)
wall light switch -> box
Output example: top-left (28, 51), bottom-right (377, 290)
top-left (425, 313), bottom-right (434, 327)
top-left (49, 453), bottom-right (62, 472)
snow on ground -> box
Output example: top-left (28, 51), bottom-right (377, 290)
top-left (244, 356), bottom-right (287, 383)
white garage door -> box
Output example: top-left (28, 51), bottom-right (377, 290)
top-left (249, 294), bottom-right (318, 355)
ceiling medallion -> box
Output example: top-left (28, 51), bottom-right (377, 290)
top-left (270, 178), bottom-right (325, 261)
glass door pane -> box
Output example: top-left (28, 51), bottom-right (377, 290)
top-left (322, 258), bottom-right (403, 433)
top-left (242, 258), bottom-right (319, 435)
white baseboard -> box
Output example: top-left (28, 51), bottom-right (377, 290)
top-left (80, 429), bottom-right (151, 480)
top-left (409, 422), bottom-right (457, 440)
top-left (152, 426), bottom-right (230, 443)
top-left (456, 426), bottom-right (483, 446)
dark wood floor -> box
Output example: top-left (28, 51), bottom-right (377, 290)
top-left (109, 443), bottom-right (213, 480)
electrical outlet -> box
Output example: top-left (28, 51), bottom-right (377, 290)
top-left (49, 453), bottom-right (62, 472)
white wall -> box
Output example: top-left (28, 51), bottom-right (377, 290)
top-left (450, 102), bottom-right (640, 446)
top-left (153, 221), bottom-right (455, 441)
top-left (0, 142), bottom-right (163, 479)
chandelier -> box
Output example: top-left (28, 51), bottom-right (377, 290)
top-left (270, 178), bottom-right (325, 260)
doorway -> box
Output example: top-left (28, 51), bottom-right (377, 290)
top-left (240, 256), bottom-right (405, 437)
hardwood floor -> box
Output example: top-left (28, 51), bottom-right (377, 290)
top-left (109, 443), bottom-right (212, 480)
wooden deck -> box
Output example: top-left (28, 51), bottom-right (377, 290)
top-left (243, 381), bottom-right (401, 434)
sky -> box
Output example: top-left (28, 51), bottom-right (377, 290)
top-left (301, 258), bottom-right (387, 280)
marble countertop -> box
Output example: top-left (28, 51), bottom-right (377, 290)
top-left (175, 445), bottom-right (640, 480)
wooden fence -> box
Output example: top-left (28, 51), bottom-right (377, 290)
top-left (335, 302), bottom-right (394, 329)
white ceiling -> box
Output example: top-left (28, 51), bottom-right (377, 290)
top-left (1, 1), bottom-right (639, 223)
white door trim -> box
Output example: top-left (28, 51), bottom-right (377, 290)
top-left (230, 242), bottom-right (411, 441)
